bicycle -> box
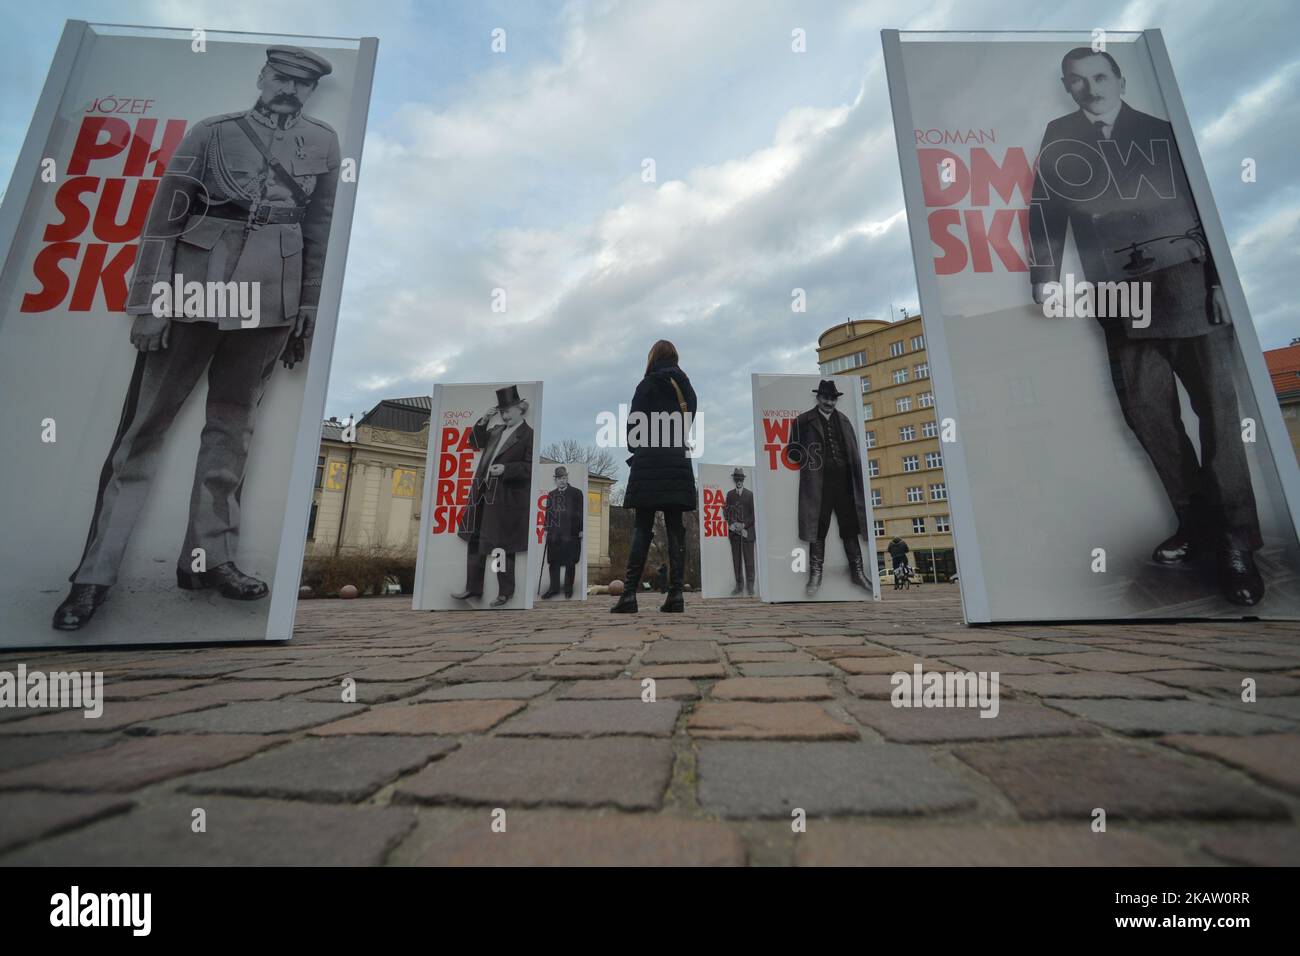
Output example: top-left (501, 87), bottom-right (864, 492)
top-left (892, 562), bottom-right (919, 590)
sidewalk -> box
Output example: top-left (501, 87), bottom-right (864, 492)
top-left (2, 586), bottom-right (1298, 866)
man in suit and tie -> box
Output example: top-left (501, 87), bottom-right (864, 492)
top-left (52, 46), bottom-right (340, 631)
top-left (451, 385), bottom-right (534, 607)
top-left (1029, 47), bottom-right (1264, 606)
top-left (788, 380), bottom-right (873, 597)
top-left (725, 467), bottom-right (756, 595)
top-left (541, 465), bottom-right (584, 599)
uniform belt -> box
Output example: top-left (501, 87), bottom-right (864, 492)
top-left (198, 202), bottom-right (306, 226)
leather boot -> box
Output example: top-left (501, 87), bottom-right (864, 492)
top-left (612, 524), bottom-right (653, 614)
top-left (1218, 549), bottom-right (1264, 606)
top-left (843, 536), bottom-right (873, 592)
top-left (52, 583), bottom-right (110, 631)
top-left (177, 562), bottom-right (268, 600)
top-left (805, 540), bottom-right (825, 597)
top-left (660, 524), bottom-right (685, 613)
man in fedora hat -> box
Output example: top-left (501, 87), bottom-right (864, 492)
top-left (787, 380), bottom-right (872, 597)
top-left (451, 385), bottom-right (534, 607)
top-left (541, 465), bottom-right (584, 599)
top-left (724, 467), bottom-right (756, 596)
top-left (53, 45), bottom-right (340, 631)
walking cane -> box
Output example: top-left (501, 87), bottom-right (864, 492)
top-left (536, 538), bottom-right (549, 597)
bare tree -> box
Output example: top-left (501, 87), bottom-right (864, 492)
top-left (541, 439), bottom-right (618, 479)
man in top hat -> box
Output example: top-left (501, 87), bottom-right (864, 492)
top-left (53, 46), bottom-right (341, 631)
top-left (451, 385), bottom-right (535, 607)
top-left (541, 465), bottom-right (584, 599)
top-left (724, 467), bottom-right (756, 596)
top-left (1029, 47), bottom-right (1264, 606)
top-left (787, 380), bottom-right (872, 597)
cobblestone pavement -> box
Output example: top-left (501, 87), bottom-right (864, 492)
top-left (2, 588), bottom-right (1298, 866)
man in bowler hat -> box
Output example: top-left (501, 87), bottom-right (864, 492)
top-left (725, 467), bottom-right (756, 595)
top-left (451, 385), bottom-right (534, 607)
top-left (541, 465), bottom-right (584, 599)
top-left (53, 46), bottom-right (340, 631)
top-left (788, 380), bottom-right (872, 597)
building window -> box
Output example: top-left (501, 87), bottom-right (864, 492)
top-left (873, 519), bottom-right (885, 537)
top-left (915, 363), bottom-right (930, 379)
top-left (307, 502), bottom-right (318, 540)
top-left (315, 455), bottom-right (326, 488)
top-left (922, 420), bottom-right (938, 438)
top-left (912, 517), bottom-right (927, 534)
top-left (925, 451), bottom-right (943, 469)
top-left (918, 390), bottom-right (934, 408)
top-left (892, 367), bottom-right (908, 385)
top-left (865, 430), bottom-right (876, 448)
top-left (860, 375), bottom-right (870, 393)
top-left (820, 351), bottom-right (866, 375)
top-left (899, 424), bottom-right (916, 441)
top-left (896, 396), bottom-right (912, 413)
top-left (906, 485), bottom-right (923, 503)
top-left (871, 488), bottom-right (882, 507)
top-left (930, 483), bottom-right (947, 501)
top-left (911, 334), bottom-right (925, 351)
top-left (890, 341), bottom-right (905, 357)
top-left (868, 458), bottom-right (879, 478)
top-left (903, 455), bottom-right (919, 472)
top-left (864, 403), bottom-right (873, 420)
top-left (936, 514), bottom-right (951, 533)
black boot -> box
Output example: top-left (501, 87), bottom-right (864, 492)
top-left (612, 524), bottom-right (653, 614)
top-left (843, 536), bottom-right (873, 592)
top-left (177, 562), bottom-right (268, 600)
top-left (1218, 549), bottom-right (1264, 606)
top-left (805, 540), bottom-right (825, 597)
top-left (52, 583), bottom-right (110, 631)
top-left (660, 523), bottom-right (685, 613)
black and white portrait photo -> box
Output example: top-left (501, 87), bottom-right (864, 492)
top-left (530, 462), bottom-right (587, 601)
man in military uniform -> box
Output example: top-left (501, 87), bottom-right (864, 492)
top-left (1029, 48), bottom-right (1264, 607)
top-left (53, 47), bottom-right (340, 631)
top-left (450, 386), bottom-right (535, 607)
top-left (540, 465), bottom-right (584, 599)
top-left (724, 467), bottom-right (756, 596)
top-left (788, 380), bottom-right (873, 597)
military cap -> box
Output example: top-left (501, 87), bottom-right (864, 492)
top-left (266, 46), bottom-right (333, 82)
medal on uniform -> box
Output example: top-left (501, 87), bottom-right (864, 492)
top-left (294, 135), bottom-right (307, 159)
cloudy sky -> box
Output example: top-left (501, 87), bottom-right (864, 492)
top-left (3, 0), bottom-right (1298, 481)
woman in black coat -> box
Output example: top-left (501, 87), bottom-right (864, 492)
top-left (612, 340), bottom-right (698, 613)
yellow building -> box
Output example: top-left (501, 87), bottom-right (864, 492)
top-left (816, 315), bottom-right (955, 581)
top-left (308, 396), bottom-right (613, 579)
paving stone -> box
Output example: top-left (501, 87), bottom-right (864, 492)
top-left (232, 663), bottom-right (359, 680)
top-left (983, 640), bottom-right (1097, 656)
top-left (1160, 734), bottom-right (1300, 795)
top-left (635, 663), bottom-right (727, 679)
top-left (829, 656), bottom-right (932, 675)
top-left (639, 642), bottom-right (720, 664)
top-left (404, 812), bottom-right (746, 866)
top-left (1162, 648), bottom-right (1300, 671)
top-left (417, 681), bottom-right (555, 701)
top-left (297, 680), bottom-right (431, 703)
top-left (1041, 651), bottom-right (1197, 673)
top-left (1200, 829), bottom-right (1300, 866)
top-left (348, 662), bottom-right (456, 682)
top-left (555, 679), bottom-right (699, 701)
top-left (999, 673), bottom-right (1185, 699)
top-left (711, 678), bottom-right (834, 701)
top-left (552, 650), bottom-right (636, 665)
top-left (179, 736), bottom-right (455, 802)
top-left (725, 650), bottom-right (811, 664)
top-left (1043, 698), bottom-right (1294, 737)
top-left (688, 702), bottom-right (857, 740)
top-left (725, 642), bottom-right (797, 653)
top-left (0, 792), bottom-right (134, 854)
top-left (533, 664), bottom-right (628, 680)
top-left (794, 824), bottom-right (1191, 866)
top-left (1138, 669), bottom-right (1300, 697)
top-left (130, 661), bottom-right (271, 680)
top-left (130, 700), bottom-right (366, 735)
top-left (845, 675), bottom-right (910, 699)
top-left (955, 739), bottom-right (1288, 821)
top-left (806, 645), bottom-right (896, 659)
top-left (696, 741), bottom-right (975, 818)
top-left (309, 700), bottom-right (524, 736)
top-left (393, 737), bottom-right (673, 810)
top-left (935, 655), bottom-right (1069, 675)
top-left (436, 665), bottom-right (534, 683)
top-left (1212, 696), bottom-right (1300, 723)
top-left (103, 679), bottom-right (204, 700)
top-left (496, 700), bottom-right (681, 737)
top-left (789, 636), bottom-right (868, 647)
top-left (1, 796), bottom-right (416, 865)
top-left (0, 734), bottom-right (284, 792)
top-left (150, 679), bottom-right (331, 703)
top-left (472, 650), bottom-right (556, 667)
top-left (2, 699), bottom-right (220, 734)
top-left (845, 699), bottom-right (1094, 743)
top-left (0, 733), bottom-right (118, 772)
top-left (737, 661), bottom-right (836, 677)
